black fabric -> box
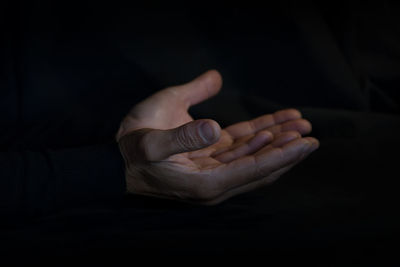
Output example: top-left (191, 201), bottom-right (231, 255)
top-left (1, 1), bottom-right (400, 265)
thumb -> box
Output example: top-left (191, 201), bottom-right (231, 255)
top-left (176, 69), bottom-right (223, 107)
top-left (142, 119), bottom-right (221, 161)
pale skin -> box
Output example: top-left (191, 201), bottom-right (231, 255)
top-left (116, 70), bottom-right (319, 205)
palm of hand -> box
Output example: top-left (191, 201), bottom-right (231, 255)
top-left (117, 70), bottom-right (318, 204)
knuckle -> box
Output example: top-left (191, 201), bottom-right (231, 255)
top-left (284, 131), bottom-right (301, 139)
top-left (175, 126), bottom-right (192, 151)
top-left (164, 87), bottom-right (187, 103)
top-left (137, 131), bottom-right (154, 161)
top-left (254, 149), bottom-right (284, 177)
top-left (164, 87), bottom-right (180, 98)
top-left (176, 125), bottom-right (202, 151)
top-left (254, 165), bottom-right (271, 180)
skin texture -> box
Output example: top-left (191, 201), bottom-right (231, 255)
top-left (116, 70), bottom-right (319, 205)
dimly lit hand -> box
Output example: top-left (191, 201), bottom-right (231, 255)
top-left (116, 70), bottom-right (319, 204)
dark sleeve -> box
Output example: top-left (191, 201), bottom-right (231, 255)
top-left (0, 141), bottom-right (126, 219)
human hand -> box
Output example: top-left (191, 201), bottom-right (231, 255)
top-left (116, 70), bottom-right (319, 204)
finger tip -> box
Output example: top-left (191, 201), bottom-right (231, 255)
top-left (286, 108), bottom-right (302, 119)
top-left (204, 69), bottom-right (223, 93)
top-left (211, 120), bottom-right (222, 141)
top-left (207, 69), bottom-right (222, 80)
top-left (306, 137), bottom-right (320, 151)
top-left (200, 119), bottom-right (221, 144)
top-left (296, 119), bottom-right (312, 135)
top-left (304, 120), bottom-right (313, 133)
top-left (313, 139), bottom-right (320, 150)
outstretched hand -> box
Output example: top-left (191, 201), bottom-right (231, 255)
top-left (117, 70), bottom-right (319, 204)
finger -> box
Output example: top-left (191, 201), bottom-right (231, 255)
top-left (209, 134), bottom-right (253, 158)
top-left (213, 130), bottom-right (273, 163)
top-left (266, 118), bottom-right (312, 136)
top-left (175, 69), bottom-right (223, 107)
top-left (224, 109), bottom-right (302, 139)
top-left (204, 142), bottom-right (317, 204)
top-left (213, 137), bottom-right (319, 191)
top-left (142, 119), bottom-right (221, 161)
top-left (253, 131), bottom-right (301, 156)
top-left (202, 161), bottom-right (298, 205)
top-left (187, 131), bottom-right (233, 158)
top-left (254, 134), bottom-right (319, 159)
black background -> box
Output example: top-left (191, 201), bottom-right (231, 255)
top-left (1, 1), bottom-right (400, 265)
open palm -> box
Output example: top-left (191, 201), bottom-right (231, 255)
top-left (117, 70), bottom-right (319, 204)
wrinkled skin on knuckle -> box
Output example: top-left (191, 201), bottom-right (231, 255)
top-left (252, 157), bottom-right (272, 181)
top-left (175, 124), bottom-right (203, 151)
top-left (137, 132), bottom-right (155, 161)
top-left (258, 148), bottom-right (286, 177)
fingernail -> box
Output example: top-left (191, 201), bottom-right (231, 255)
top-left (304, 141), bottom-right (319, 155)
top-left (200, 121), bottom-right (215, 143)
